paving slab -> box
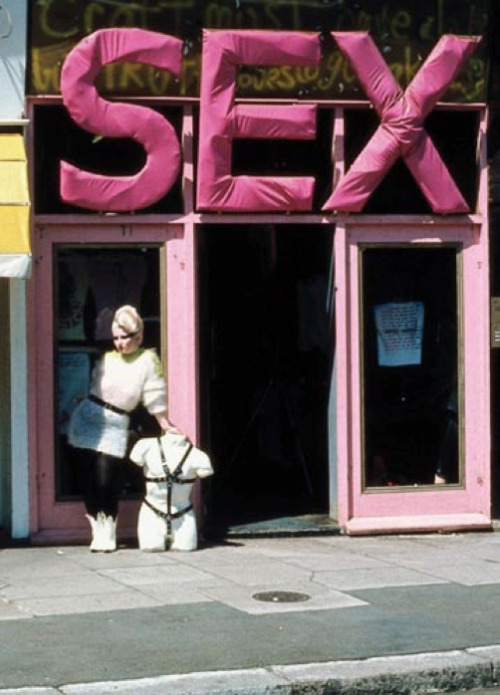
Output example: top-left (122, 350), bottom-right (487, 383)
top-left (1, 570), bottom-right (128, 600)
top-left (282, 550), bottom-right (390, 570)
top-left (184, 557), bottom-right (312, 586)
top-left (312, 565), bottom-right (448, 590)
top-left (99, 563), bottom-right (218, 586)
top-left (62, 547), bottom-right (178, 569)
top-left (201, 580), bottom-right (367, 615)
top-left (411, 558), bottom-right (500, 585)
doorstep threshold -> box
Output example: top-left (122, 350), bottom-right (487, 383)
top-left (208, 514), bottom-right (341, 539)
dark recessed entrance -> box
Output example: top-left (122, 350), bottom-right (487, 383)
top-left (199, 225), bottom-right (333, 535)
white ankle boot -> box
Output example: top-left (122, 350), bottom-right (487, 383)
top-left (86, 512), bottom-right (117, 552)
top-left (86, 514), bottom-right (101, 552)
top-left (100, 513), bottom-right (117, 552)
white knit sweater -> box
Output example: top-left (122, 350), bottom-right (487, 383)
top-left (91, 348), bottom-right (167, 414)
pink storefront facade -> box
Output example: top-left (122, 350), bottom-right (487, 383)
top-left (25, 1), bottom-right (494, 543)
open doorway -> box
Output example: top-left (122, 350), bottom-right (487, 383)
top-left (199, 224), bottom-right (334, 533)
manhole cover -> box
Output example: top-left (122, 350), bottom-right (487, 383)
top-left (252, 591), bottom-right (311, 603)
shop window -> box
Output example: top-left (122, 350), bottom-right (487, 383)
top-left (361, 246), bottom-right (461, 488)
top-left (345, 109), bottom-right (479, 214)
top-left (33, 104), bottom-right (183, 214)
top-left (54, 245), bottom-right (163, 501)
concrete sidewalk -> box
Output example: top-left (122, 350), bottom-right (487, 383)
top-left (2, 531), bottom-right (500, 693)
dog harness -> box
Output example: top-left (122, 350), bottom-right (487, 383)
top-left (143, 437), bottom-right (195, 541)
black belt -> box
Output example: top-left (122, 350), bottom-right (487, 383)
top-left (88, 394), bottom-right (128, 416)
top-left (143, 498), bottom-right (193, 536)
top-left (145, 476), bottom-right (196, 484)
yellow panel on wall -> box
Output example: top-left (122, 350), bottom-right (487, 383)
top-left (0, 134), bottom-right (31, 278)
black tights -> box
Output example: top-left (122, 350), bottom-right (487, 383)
top-left (76, 449), bottom-right (124, 519)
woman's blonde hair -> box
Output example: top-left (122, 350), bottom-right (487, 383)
top-left (112, 305), bottom-right (144, 342)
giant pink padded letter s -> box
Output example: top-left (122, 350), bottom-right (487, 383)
top-left (323, 33), bottom-right (480, 213)
top-left (197, 30), bottom-right (320, 212)
top-left (60, 29), bottom-right (182, 212)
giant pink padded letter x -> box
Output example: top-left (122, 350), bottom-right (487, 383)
top-left (323, 32), bottom-right (480, 213)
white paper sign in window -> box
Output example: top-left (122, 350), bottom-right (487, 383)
top-left (374, 301), bottom-right (424, 367)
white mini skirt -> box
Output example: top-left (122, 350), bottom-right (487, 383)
top-left (68, 398), bottom-right (130, 458)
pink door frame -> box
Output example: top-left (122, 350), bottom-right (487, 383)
top-left (334, 219), bottom-right (491, 534)
top-left (28, 222), bottom-right (199, 543)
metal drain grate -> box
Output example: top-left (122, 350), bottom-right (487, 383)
top-left (252, 590), bottom-right (311, 603)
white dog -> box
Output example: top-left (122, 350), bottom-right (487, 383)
top-left (130, 432), bottom-right (213, 551)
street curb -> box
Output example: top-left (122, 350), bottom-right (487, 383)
top-left (3, 647), bottom-right (500, 695)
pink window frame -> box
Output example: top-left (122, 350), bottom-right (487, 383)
top-left (334, 219), bottom-right (491, 534)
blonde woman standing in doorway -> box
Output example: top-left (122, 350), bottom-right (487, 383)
top-left (68, 305), bottom-right (176, 551)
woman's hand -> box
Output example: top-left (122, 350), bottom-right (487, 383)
top-left (154, 412), bottom-right (181, 435)
top-left (163, 423), bottom-right (182, 434)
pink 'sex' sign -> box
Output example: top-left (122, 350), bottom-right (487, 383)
top-left (60, 28), bottom-right (480, 214)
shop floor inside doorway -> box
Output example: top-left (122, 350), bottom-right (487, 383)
top-left (207, 514), bottom-right (340, 539)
